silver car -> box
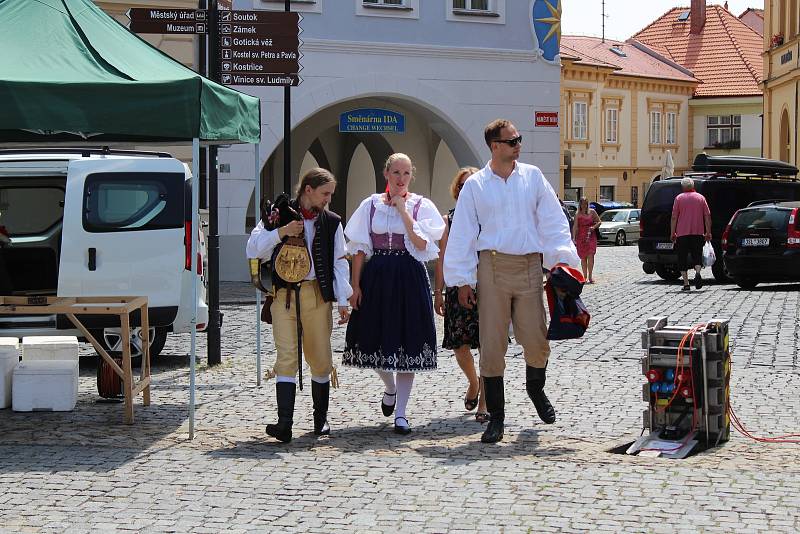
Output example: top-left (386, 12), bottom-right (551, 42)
top-left (597, 209), bottom-right (641, 246)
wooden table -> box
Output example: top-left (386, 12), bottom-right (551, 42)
top-left (0, 296), bottom-right (151, 424)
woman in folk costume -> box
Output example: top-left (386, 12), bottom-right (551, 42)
top-left (342, 153), bottom-right (445, 434)
top-left (246, 168), bottom-right (352, 443)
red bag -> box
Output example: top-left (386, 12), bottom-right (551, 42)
top-left (545, 265), bottom-right (591, 340)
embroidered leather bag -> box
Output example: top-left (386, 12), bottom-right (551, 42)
top-left (274, 234), bottom-right (311, 283)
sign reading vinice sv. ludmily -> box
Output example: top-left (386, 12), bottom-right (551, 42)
top-left (339, 109), bottom-right (405, 134)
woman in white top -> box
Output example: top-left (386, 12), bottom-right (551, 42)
top-left (342, 153), bottom-right (445, 434)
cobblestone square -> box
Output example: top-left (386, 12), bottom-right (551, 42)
top-left (1, 246), bottom-right (799, 533)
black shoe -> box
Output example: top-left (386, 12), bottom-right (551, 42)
top-left (526, 366), bottom-right (556, 424)
top-left (481, 376), bottom-right (505, 444)
top-left (694, 272), bottom-right (703, 290)
top-left (393, 417), bottom-right (412, 435)
top-left (266, 382), bottom-right (295, 443)
top-left (312, 380), bottom-right (331, 436)
top-left (481, 419), bottom-right (504, 443)
top-left (381, 391), bottom-right (396, 417)
top-left (682, 285), bottom-right (691, 291)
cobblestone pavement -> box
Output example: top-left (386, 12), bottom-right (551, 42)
top-left (1, 245), bottom-right (799, 533)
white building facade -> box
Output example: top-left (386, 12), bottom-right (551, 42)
top-left (218, 0), bottom-right (563, 280)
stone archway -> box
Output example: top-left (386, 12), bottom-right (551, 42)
top-left (780, 108), bottom-right (791, 164)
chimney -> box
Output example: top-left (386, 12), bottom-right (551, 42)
top-left (691, 0), bottom-right (706, 35)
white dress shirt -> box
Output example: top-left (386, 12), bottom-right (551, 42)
top-left (443, 161), bottom-right (580, 288)
top-left (345, 193), bottom-right (446, 263)
top-left (246, 216), bottom-right (353, 307)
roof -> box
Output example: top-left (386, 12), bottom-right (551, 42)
top-left (560, 36), bottom-right (697, 83)
top-left (632, 5), bottom-right (764, 97)
top-left (0, 0), bottom-right (260, 144)
top-left (739, 7), bottom-right (764, 36)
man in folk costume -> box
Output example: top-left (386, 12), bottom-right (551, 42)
top-left (246, 168), bottom-right (352, 443)
top-left (443, 119), bottom-right (580, 444)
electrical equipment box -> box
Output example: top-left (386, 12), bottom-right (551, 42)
top-left (627, 317), bottom-right (731, 458)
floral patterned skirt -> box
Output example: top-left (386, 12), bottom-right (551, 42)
top-left (442, 286), bottom-right (479, 350)
top-left (343, 250), bottom-right (437, 372)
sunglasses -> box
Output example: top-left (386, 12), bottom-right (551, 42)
top-left (493, 135), bottom-right (522, 147)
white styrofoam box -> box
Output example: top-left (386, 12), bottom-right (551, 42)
top-left (12, 360), bottom-right (79, 412)
top-left (0, 338), bottom-right (19, 409)
top-left (21, 336), bottom-right (79, 362)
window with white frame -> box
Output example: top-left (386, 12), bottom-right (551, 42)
top-left (605, 108), bottom-right (618, 143)
top-left (260, 0), bottom-right (320, 13)
top-left (363, 0), bottom-right (405, 4)
top-left (599, 186), bottom-right (615, 201)
top-left (572, 102), bottom-right (588, 140)
top-left (454, 0), bottom-right (489, 10)
top-left (649, 111), bottom-right (662, 144)
top-left (665, 112), bottom-right (677, 145)
top-left (707, 115), bottom-right (741, 149)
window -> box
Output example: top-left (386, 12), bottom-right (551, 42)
top-left (358, 0), bottom-right (418, 17)
top-left (83, 173), bottom-right (184, 233)
top-left (572, 102), bottom-right (588, 140)
top-left (363, 0), bottom-right (405, 5)
top-left (605, 108), bottom-right (618, 143)
top-left (259, 0), bottom-right (321, 14)
top-left (649, 111), bottom-right (662, 144)
top-left (666, 112), bottom-right (677, 145)
top-left (707, 115), bottom-right (741, 149)
top-left (0, 186), bottom-right (64, 236)
top-left (454, 0), bottom-right (489, 9)
top-left (599, 186), bottom-right (615, 201)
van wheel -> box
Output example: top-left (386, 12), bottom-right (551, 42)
top-left (711, 259), bottom-right (731, 283)
top-left (615, 231), bottom-right (627, 246)
top-left (736, 279), bottom-right (759, 290)
top-left (655, 265), bottom-right (681, 281)
top-left (93, 327), bottom-right (168, 360)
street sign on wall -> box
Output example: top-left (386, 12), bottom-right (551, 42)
top-left (535, 111), bottom-right (559, 127)
top-left (339, 109), bottom-right (406, 133)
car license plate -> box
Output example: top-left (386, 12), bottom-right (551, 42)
top-left (655, 242), bottom-right (674, 250)
top-left (742, 237), bottom-right (769, 247)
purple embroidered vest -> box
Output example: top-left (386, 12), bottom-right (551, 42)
top-left (369, 197), bottom-right (423, 250)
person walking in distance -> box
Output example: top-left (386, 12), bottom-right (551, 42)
top-left (572, 197), bottom-right (601, 283)
top-left (444, 119), bottom-right (580, 444)
top-left (246, 168), bottom-right (352, 443)
top-left (670, 177), bottom-right (711, 291)
top-left (434, 166), bottom-right (488, 423)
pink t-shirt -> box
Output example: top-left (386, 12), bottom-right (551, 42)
top-left (672, 191), bottom-right (710, 237)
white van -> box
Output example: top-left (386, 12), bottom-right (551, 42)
top-left (0, 148), bottom-right (208, 357)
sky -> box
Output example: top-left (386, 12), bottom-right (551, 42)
top-left (561, 0), bottom-right (765, 42)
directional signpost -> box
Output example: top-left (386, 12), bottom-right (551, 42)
top-left (127, 8), bottom-right (208, 34)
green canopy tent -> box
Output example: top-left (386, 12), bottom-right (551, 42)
top-left (0, 0), bottom-right (262, 438)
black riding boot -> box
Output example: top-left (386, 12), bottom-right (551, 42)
top-left (526, 365), bottom-right (556, 424)
top-left (266, 382), bottom-right (296, 443)
top-left (481, 376), bottom-right (505, 444)
top-left (312, 380), bottom-right (330, 436)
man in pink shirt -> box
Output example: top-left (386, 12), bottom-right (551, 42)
top-left (671, 178), bottom-right (712, 290)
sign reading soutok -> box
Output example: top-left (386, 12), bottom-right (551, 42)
top-left (339, 109), bottom-right (405, 133)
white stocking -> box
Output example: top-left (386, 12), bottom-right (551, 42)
top-left (394, 372), bottom-right (415, 426)
top-left (376, 370), bottom-right (396, 407)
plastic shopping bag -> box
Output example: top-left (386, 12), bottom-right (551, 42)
top-left (702, 242), bottom-right (716, 268)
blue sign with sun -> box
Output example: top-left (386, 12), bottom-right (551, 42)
top-left (532, 0), bottom-right (561, 64)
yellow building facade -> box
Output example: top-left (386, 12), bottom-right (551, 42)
top-left (763, 0), bottom-right (800, 165)
top-left (560, 42), bottom-right (696, 206)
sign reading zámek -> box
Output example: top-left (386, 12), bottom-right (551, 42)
top-left (339, 109), bottom-right (405, 133)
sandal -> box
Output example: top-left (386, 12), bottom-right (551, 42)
top-left (464, 394), bottom-right (479, 412)
top-left (475, 411), bottom-right (490, 424)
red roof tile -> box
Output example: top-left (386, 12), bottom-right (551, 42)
top-left (561, 36), bottom-right (697, 83)
top-left (632, 5), bottom-right (763, 97)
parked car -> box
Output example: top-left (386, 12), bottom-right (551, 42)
top-left (638, 154), bottom-right (800, 282)
top-left (597, 209), bottom-right (641, 245)
top-left (721, 201), bottom-right (800, 289)
top-left (0, 148), bottom-right (208, 358)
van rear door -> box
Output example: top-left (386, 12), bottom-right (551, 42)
top-left (59, 158), bottom-right (186, 320)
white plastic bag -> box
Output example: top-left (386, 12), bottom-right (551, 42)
top-left (702, 242), bottom-right (716, 268)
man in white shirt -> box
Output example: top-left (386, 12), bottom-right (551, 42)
top-left (444, 119), bottom-right (580, 444)
top-left (246, 168), bottom-right (352, 443)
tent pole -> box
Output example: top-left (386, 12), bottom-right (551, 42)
top-left (255, 142), bottom-right (262, 386)
top-left (190, 138), bottom-right (200, 440)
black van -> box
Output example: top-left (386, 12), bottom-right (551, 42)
top-left (638, 154), bottom-right (800, 282)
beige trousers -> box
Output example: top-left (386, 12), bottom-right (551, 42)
top-left (477, 250), bottom-right (550, 377)
top-left (271, 280), bottom-right (334, 378)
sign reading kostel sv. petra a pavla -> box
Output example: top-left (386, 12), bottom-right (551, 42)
top-left (339, 109), bottom-right (406, 134)
top-left (127, 8), bottom-right (302, 86)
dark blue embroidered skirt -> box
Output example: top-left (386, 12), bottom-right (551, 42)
top-left (342, 249), bottom-right (437, 372)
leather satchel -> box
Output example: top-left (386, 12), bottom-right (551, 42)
top-left (274, 235), bottom-right (311, 283)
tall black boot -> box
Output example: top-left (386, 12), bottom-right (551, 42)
top-left (526, 365), bottom-right (556, 424)
top-left (481, 376), bottom-right (505, 444)
top-left (266, 382), bottom-right (295, 443)
top-left (311, 380), bottom-right (330, 436)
